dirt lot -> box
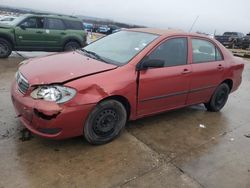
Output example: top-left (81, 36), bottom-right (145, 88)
top-left (0, 52), bottom-right (250, 188)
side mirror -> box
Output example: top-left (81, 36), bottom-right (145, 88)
top-left (137, 59), bottom-right (164, 70)
top-left (20, 25), bottom-right (26, 30)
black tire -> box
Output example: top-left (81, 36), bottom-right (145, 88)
top-left (0, 38), bottom-right (12, 58)
top-left (84, 100), bottom-right (127, 145)
top-left (64, 41), bottom-right (81, 51)
top-left (204, 83), bottom-right (230, 112)
top-left (230, 42), bottom-right (235, 49)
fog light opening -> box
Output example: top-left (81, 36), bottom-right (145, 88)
top-left (34, 109), bottom-right (60, 120)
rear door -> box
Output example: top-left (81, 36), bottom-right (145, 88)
top-left (186, 38), bottom-right (225, 105)
top-left (15, 16), bottom-right (46, 47)
top-left (137, 37), bottom-right (191, 116)
top-left (43, 17), bottom-right (66, 48)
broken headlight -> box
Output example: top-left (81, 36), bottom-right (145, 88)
top-left (31, 85), bottom-right (76, 104)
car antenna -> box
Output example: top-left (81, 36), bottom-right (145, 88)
top-left (214, 30), bottom-right (217, 36)
top-left (189, 15), bottom-right (199, 33)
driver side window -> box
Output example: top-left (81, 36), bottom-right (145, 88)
top-left (20, 18), bottom-right (37, 28)
top-left (147, 38), bottom-right (188, 67)
top-left (20, 17), bottom-right (44, 29)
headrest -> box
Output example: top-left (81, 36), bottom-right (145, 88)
top-left (199, 46), bottom-right (213, 54)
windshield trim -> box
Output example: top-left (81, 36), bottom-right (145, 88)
top-left (78, 49), bottom-right (120, 66)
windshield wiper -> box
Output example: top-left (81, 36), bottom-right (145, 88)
top-left (80, 49), bottom-right (110, 64)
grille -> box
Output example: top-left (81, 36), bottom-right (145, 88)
top-left (16, 71), bottom-right (29, 94)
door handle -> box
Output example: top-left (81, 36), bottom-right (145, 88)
top-left (217, 64), bottom-right (224, 70)
top-left (182, 69), bottom-right (192, 74)
top-left (36, 31), bottom-right (43, 34)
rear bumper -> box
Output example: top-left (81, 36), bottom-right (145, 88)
top-left (231, 75), bottom-right (242, 93)
top-left (11, 81), bottom-right (95, 139)
top-left (231, 63), bottom-right (244, 93)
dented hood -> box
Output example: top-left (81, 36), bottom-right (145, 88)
top-left (19, 51), bottom-right (117, 85)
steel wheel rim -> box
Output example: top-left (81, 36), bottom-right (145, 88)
top-left (215, 88), bottom-right (227, 107)
top-left (0, 43), bottom-right (8, 55)
top-left (93, 109), bottom-right (118, 137)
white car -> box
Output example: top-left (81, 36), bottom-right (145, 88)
top-left (0, 16), bottom-right (17, 24)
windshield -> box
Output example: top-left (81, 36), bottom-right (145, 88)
top-left (83, 31), bottom-right (158, 65)
top-left (223, 32), bottom-right (238, 36)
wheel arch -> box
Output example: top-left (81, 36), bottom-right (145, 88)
top-left (221, 79), bottom-right (233, 91)
top-left (63, 37), bottom-right (82, 48)
top-left (98, 95), bottom-right (131, 120)
top-left (0, 34), bottom-right (14, 48)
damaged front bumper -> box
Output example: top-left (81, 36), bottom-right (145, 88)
top-left (11, 81), bottom-right (95, 139)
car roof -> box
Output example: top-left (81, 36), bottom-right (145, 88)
top-left (127, 28), bottom-right (189, 36)
top-left (23, 14), bottom-right (81, 21)
top-left (126, 28), bottom-right (209, 38)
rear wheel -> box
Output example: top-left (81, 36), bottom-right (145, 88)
top-left (0, 38), bottom-right (12, 58)
top-left (205, 83), bottom-right (230, 112)
top-left (84, 100), bottom-right (127, 145)
top-left (64, 41), bottom-right (81, 51)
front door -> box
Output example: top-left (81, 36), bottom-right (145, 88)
top-left (137, 37), bottom-right (191, 116)
top-left (15, 17), bottom-right (47, 47)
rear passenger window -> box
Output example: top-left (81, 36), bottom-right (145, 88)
top-left (45, 18), bottom-right (65, 30)
top-left (216, 48), bottom-right (223, 61)
top-left (192, 39), bottom-right (223, 63)
top-left (147, 38), bottom-right (188, 67)
top-left (64, 20), bottom-right (83, 30)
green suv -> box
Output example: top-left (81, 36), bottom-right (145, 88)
top-left (0, 14), bottom-right (87, 58)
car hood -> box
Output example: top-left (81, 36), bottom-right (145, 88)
top-left (19, 51), bottom-right (117, 86)
top-left (0, 23), bottom-right (13, 28)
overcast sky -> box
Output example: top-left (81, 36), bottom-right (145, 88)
top-left (1, 0), bottom-right (249, 34)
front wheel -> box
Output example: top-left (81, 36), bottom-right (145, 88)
top-left (205, 83), bottom-right (230, 112)
top-left (0, 38), bottom-right (12, 58)
top-left (84, 100), bottom-right (127, 145)
top-left (230, 42), bottom-right (235, 49)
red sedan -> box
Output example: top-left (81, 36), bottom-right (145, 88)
top-left (11, 28), bottom-right (244, 144)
